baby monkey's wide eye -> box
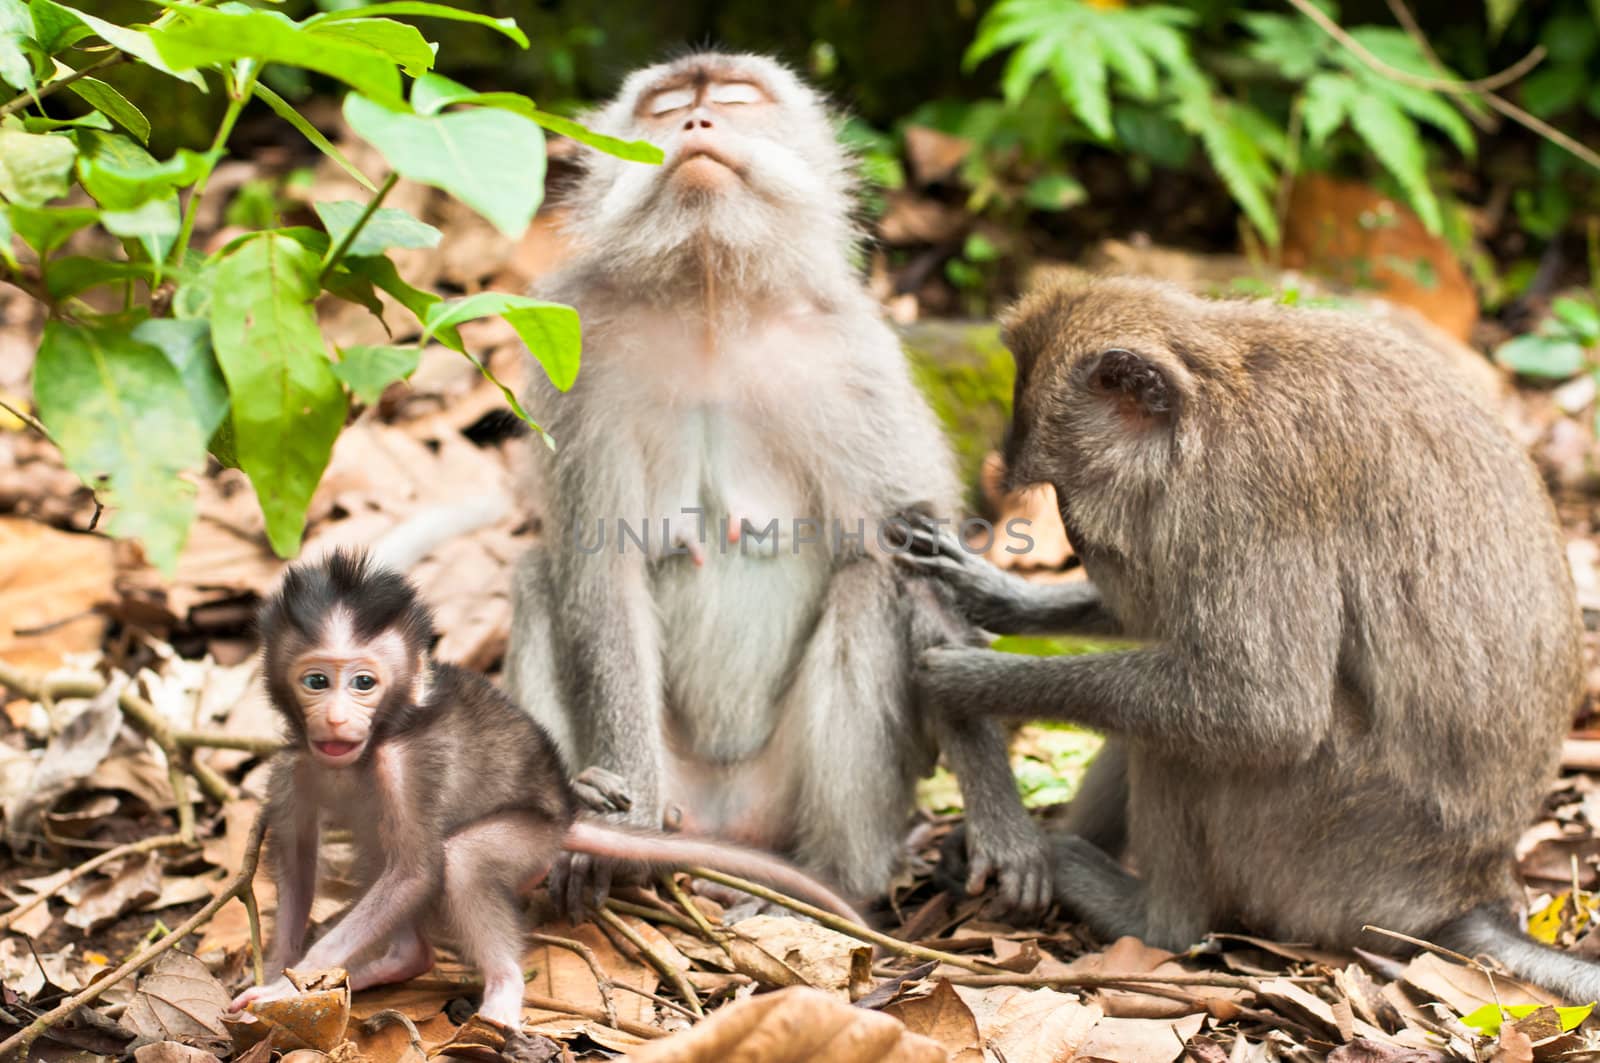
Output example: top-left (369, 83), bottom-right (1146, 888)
top-left (301, 673), bottom-right (329, 691)
top-left (352, 674), bottom-right (378, 692)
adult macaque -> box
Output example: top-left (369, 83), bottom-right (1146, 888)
top-left (505, 52), bottom-right (1048, 913)
top-left (906, 277), bottom-right (1598, 999)
top-left (231, 551), bottom-right (866, 1028)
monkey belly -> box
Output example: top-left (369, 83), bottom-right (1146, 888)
top-left (653, 550), bottom-right (831, 763)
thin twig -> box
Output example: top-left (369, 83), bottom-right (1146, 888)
top-left (603, 898), bottom-right (701, 935)
top-left (943, 971), bottom-right (1312, 990)
top-left (687, 867), bottom-right (1005, 975)
top-left (659, 872), bottom-right (730, 954)
top-left (167, 761), bottom-right (196, 844)
top-left (526, 932), bottom-right (619, 1029)
top-left (0, 832), bottom-right (187, 933)
top-left (1382, 0), bottom-right (1497, 132)
top-left (595, 905), bottom-right (703, 1017)
top-left (318, 171), bottom-right (399, 285)
top-left (0, 53), bottom-right (119, 120)
top-left (1287, 0), bottom-right (1543, 94)
top-left (173, 731), bottom-right (282, 756)
top-left (1285, 0), bottom-right (1600, 172)
top-left (1360, 925), bottom-right (1475, 965)
top-left (0, 811), bottom-right (267, 1061)
top-left (0, 398), bottom-right (53, 443)
top-left (609, 980), bottom-right (701, 1022)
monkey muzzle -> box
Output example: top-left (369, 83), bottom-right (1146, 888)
top-left (312, 739), bottom-right (365, 765)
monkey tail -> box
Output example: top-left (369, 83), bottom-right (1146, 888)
top-left (562, 821), bottom-right (869, 929)
top-left (369, 495), bottom-right (512, 570)
top-left (1433, 905), bottom-right (1600, 1004)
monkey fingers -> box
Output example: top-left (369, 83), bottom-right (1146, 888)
top-left (229, 975), bottom-right (299, 1013)
top-left (550, 850), bottom-right (613, 924)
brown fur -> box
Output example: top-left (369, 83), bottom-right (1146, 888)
top-left (910, 277), bottom-right (1591, 997)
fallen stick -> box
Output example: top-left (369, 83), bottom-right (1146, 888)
top-left (943, 970), bottom-right (1302, 990)
top-left (687, 867), bottom-right (1005, 975)
top-left (0, 831), bottom-right (189, 934)
top-left (0, 812), bottom-right (267, 1062)
top-left (596, 905), bottom-right (704, 1017)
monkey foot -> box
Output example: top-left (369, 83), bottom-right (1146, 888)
top-left (348, 936), bottom-right (435, 991)
top-left (229, 976), bottom-right (298, 1012)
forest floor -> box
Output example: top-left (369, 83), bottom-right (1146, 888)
top-left (2, 118), bottom-right (1600, 1063)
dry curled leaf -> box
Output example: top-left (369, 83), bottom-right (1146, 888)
top-left (132, 1040), bottom-right (224, 1063)
top-left (882, 979), bottom-right (982, 1062)
top-left (124, 951), bottom-right (233, 1053)
top-left (230, 977), bottom-right (351, 1054)
top-left (65, 851), bottom-right (163, 932)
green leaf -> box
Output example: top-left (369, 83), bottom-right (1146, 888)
top-left (313, 200), bottom-right (440, 258)
top-left (343, 92), bottom-right (545, 237)
top-left (340, 253), bottom-right (461, 351)
top-left (44, 256), bottom-right (152, 299)
top-left (409, 73), bottom-right (662, 162)
top-left (1024, 172), bottom-right (1088, 211)
top-left (0, 128), bottom-right (75, 205)
top-left (0, 202), bottom-right (13, 268)
top-left (1487, 0), bottom-right (1523, 39)
top-left (306, 3), bottom-right (528, 47)
top-left (132, 318), bottom-right (228, 438)
top-left (76, 131), bottom-right (211, 210)
top-left (0, 0), bottom-right (34, 93)
top-left (211, 234), bottom-right (349, 557)
top-left (1522, 64), bottom-right (1587, 119)
top-left (7, 202), bottom-right (95, 254)
top-left (1302, 74), bottom-right (1354, 149)
top-left (37, 2), bottom-right (205, 88)
top-left (28, 0), bottom-right (91, 54)
top-left (1495, 334), bottom-right (1587, 379)
top-left (333, 344), bottom-right (419, 403)
top-left (252, 82), bottom-right (376, 192)
top-left (1552, 296), bottom-right (1600, 343)
top-left (423, 292), bottom-right (581, 392)
top-left (21, 111), bottom-right (110, 133)
top-left (33, 320), bottom-right (205, 570)
top-left (1345, 93), bottom-right (1440, 233)
top-left (305, 17), bottom-right (433, 77)
top-left (64, 76), bottom-right (150, 144)
top-left (149, 6), bottom-right (401, 104)
top-left (1460, 1001), bottom-right (1593, 1036)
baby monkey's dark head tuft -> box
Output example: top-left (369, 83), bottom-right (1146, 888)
top-left (258, 550), bottom-right (435, 768)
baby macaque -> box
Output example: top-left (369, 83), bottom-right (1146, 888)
top-left (906, 277), bottom-right (1598, 1000)
top-left (231, 551), bottom-right (864, 1028)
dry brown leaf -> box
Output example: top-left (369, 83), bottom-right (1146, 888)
top-left (133, 1040), bottom-right (225, 1063)
top-left (882, 979), bottom-right (982, 1062)
top-left (1491, 1017), bottom-right (1536, 1063)
top-left (990, 937), bottom-right (1042, 973)
top-left (1075, 1012), bottom-right (1207, 1063)
top-left (4, 681), bottom-right (123, 844)
top-left (1324, 1037), bottom-right (1446, 1063)
top-left (523, 920), bottom-right (659, 1033)
top-left (625, 985), bottom-right (945, 1063)
top-left (124, 951), bottom-right (233, 1052)
top-left (727, 914), bottom-right (871, 996)
top-left (954, 984), bottom-right (1102, 1063)
top-left (0, 516), bottom-right (113, 670)
top-left (232, 977), bottom-right (351, 1054)
top-left (903, 125), bottom-right (972, 186)
top-left (1397, 953), bottom-right (1557, 1014)
top-left (348, 1011), bottom-right (457, 1063)
top-left (65, 851), bottom-right (163, 931)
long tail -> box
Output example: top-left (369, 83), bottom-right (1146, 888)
top-left (562, 821), bottom-right (868, 928)
top-left (1434, 905), bottom-right (1600, 1003)
top-left (369, 494), bottom-right (512, 571)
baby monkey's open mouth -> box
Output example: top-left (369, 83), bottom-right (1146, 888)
top-left (314, 740), bottom-right (361, 759)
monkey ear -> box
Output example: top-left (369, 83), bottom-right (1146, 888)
top-left (1084, 348), bottom-right (1175, 426)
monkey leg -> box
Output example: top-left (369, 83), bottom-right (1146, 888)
top-left (775, 559), bottom-right (925, 899)
top-left (505, 548), bottom-right (577, 756)
top-left (1060, 740), bottom-right (1128, 857)
top-left (442, 811), bottom-right (566, 1027)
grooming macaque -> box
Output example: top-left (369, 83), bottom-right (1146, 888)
top-left (907, 277), bottom-right (1597, 999)
top-left (505, 52), bottom-right (1048, 912)
top-left (232, 552), bottom-right (865, 1027)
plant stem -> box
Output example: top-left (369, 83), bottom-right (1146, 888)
top-left (0, 832), bottom-right (188, 934)
top-left (318, 172), bottom-right (399, 285)
top-left (0, 53), bottom-right (120, 121)
top-left (169, 62), bottom-right (260, 273)
top-left (0, 397), bottom-right (54, 443)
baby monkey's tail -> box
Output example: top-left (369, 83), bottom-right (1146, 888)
top-left (1433, 905), bottom-right (1600, 1004)
top-left (563, 820), bottom-right (868, 929)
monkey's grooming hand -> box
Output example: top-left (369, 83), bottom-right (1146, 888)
top-left (229, 975), bottom-right (298, 1013)
top-left (893, 513), bottom-right (1032, 631)
top-left (914, 645), bottom-right (1006, 718)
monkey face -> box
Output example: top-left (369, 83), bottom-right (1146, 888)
top-left (288, 626), bottom-right (411, 767)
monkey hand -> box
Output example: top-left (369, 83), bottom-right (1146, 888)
top-left (892, 513), bottom-right (1029, 631)
top-left (229, 975), bottom-right (299, 1013)
top-left (551, 809), bottom-right (655, 923)
top-left (963, 792), bottom-right (1053, 920)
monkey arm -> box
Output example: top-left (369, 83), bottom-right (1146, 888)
top-left (917, 643), bottom-right (1333, 763)
top-left (263, 760), bottom-right (320, 976)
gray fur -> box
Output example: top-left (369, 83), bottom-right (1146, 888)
top-left (505, 52), bottom-right (1048, 910)
top-left (910, 277), bottom-right (1591, 997)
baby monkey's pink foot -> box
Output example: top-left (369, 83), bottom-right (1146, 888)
top-left (349, 932), bottom-right (435, 991)
top-left (230, 975), bottom-right (297, 1012)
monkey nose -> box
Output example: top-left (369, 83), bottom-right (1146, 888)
top-left (683, 116), bottom-right (712, 131)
